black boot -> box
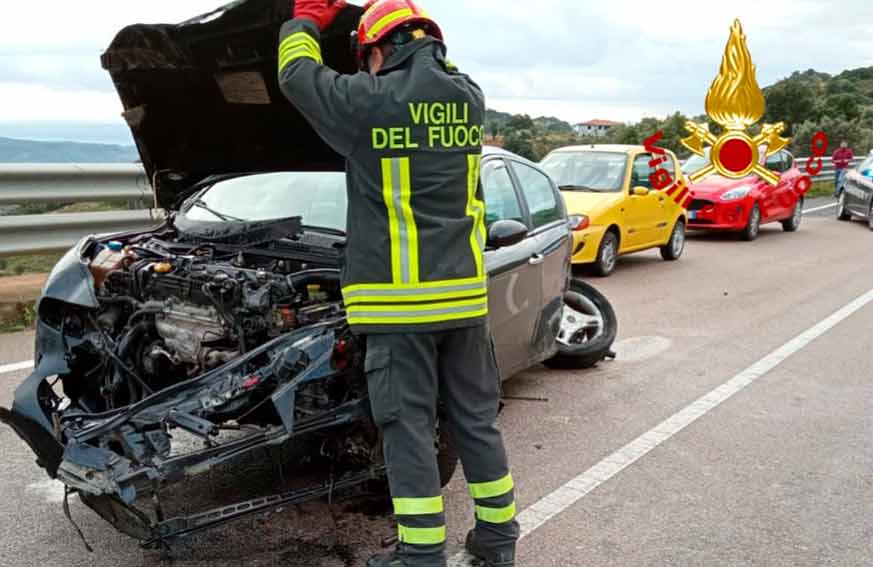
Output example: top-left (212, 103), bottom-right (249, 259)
top-left (465, 530), bottom-right (515, 567)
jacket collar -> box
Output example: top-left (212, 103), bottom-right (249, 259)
top-left (377, 37), bottom-right (446, 75)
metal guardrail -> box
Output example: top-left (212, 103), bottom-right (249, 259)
top-left (0, 156), bottom-right (869, 257)
top-left (0, 164), bottom-right (162, 257)
top-left (0, 164), bottom-right (151, 205)
top-left (805, 156), bottom-right (865, 178)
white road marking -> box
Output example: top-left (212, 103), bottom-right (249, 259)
top-left (612, 336), bottom-right (672, 362)
top-left (449, 287), bottom-right (873, 566)
top-left (804, 202), bottom-right (838, 214)
top-left (26, 479), bottom-right (67, 504)
top-left (0, 360), bottom-right (33, 375)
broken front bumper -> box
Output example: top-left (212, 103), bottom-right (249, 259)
top-left (1, 320), bottom-right (373, 543)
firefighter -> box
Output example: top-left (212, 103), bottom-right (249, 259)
top-left (278, 0), bottom-right (519, 565)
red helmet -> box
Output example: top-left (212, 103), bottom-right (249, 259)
top-left (355, 0), bottom-right (442, 63)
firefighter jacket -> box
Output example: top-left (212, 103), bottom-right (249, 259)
top-left (278, 19), bottom-right (488, 334)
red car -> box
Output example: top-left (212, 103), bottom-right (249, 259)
top-left (683, 148), bottom-right (806, 240)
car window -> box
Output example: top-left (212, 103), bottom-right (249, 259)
top-left (512, 161), bottom-right (562, 228)
top-left (765, 152), bottom-right (783, 173)
top-left (540, 151), bottom-right (627, 193)
top-left (781, 151), bottom-right (794, 170)
top-left (482, 159), bottom-right (524, 227)
top-left (631, 154), bottom-right (654, 189)
top-left (183, 172), bottom-right (347, 230)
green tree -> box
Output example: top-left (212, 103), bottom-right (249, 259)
top-left (824, 93), bottom-right (863, 121)
top-left (764, 79), bottom-right (817, 134)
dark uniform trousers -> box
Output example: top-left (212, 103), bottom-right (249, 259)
top-left (365, 324), bottom-right (520, 564)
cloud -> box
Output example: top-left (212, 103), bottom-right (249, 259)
top-left (0, 83), bottom-right (123, 122)
top-left (0, 0), bottom-right (871, 131)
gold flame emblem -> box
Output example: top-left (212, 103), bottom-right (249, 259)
top-left (682, 19), bottom-right (789, 185)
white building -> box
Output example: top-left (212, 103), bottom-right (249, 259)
top-left (574, 119), bottom-right (622, 137)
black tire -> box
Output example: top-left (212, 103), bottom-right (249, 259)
top-left (544, 278), bottom-right (618, 370)
top-left (592, 230), bottom-right (619, 277)
top-left (660, 219), bottom-right (685, 261)
top-left (740, 203), bottom-right (761, 241)
top-left (782, 198), bottom-right (803, 232)
top-left (837, 192), bottom-right (851, 221)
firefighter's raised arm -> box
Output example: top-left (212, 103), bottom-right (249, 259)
top-left (277, 1), bottom-right (378, 158)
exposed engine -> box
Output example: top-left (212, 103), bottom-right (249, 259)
top-left (79, 234), bottom-right (345, 406)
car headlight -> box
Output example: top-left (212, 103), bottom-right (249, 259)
top-left (720, 186), bottom-right (753, 201)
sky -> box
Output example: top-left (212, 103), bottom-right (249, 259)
top-left (0, 0), bottom-right (872, 144)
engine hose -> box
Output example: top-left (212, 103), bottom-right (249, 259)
top-left (286, 269), bottom-right (341, 293)
top-left (111, 320), bottom-right (154, 402)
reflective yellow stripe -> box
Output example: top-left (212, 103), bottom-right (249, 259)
top-left (398, 525), bottom-right (446, 545)
top-left (466, 154), bottom-right (486, 277)
top-left (475, 502), bottom-right (517, 524)
top-left (279, 46), bottom-right (321, 70)
top-left (344, 288), bottom-right (486, 306)
top-left (278, 32), bottom-right (322, 70)
top-left (343, 276), bottom-right (486, 295)
top-left (381, 157), bottom-right (419, 285)
top-left (347, 306), bottom-right (488, 326)
top-left (381, 159), bottom-right (403, 281)
top-left (367, 8), bottom-right (414, 39)
top-left (393, 496), bottom-right (444, 516)
top-left (280, 32), bottom-right (320, 57)
top-left (469, 473), bottom-right (514, 499)
top-left (349, 296), bottom-right (486, 313)
top-left (399, 158), bottom-right (420, 283)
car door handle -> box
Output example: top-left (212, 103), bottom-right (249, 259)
top-left (529, 254), bottom-right (545, 266)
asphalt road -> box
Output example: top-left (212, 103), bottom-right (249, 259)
top-left (2, 207), bottom-right (872, 567)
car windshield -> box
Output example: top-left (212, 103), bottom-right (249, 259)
top-left (683, 148), bottom-right (712, 174)
top-left (182, 172), bottom-right (347, 231)
top-left (540, 151), bottom-right (627, 192)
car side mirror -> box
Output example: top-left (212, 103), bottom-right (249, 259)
top-left (487, 220), bottom-right (528, 249)
top-left (632, 186), bottom-right (650, 196)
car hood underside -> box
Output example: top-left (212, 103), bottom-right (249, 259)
top-left (101, 0), bottom-right (362, 208)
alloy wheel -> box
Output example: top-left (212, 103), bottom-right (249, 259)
top-left (671, 223), bottom-right (686, 257)
top-left (602, 238), bottom-right (617, 273)
top-left (556, 291), bottom-right (605, 347)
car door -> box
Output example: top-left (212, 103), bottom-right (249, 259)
top-left (760, 152), bottom-right (790, 221)
top-left (774, 151), bottom-right (803, 216)
top-left (481, 157), bottom-right (543, 379)
top-left (507, 158), bottom-right (571, 363)
top-left (844, 157), bottom-right (873, 215)
top-left (626, 152), bottom-right (661, 246)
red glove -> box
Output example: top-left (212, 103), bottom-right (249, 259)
top-left (294, 0), bottom-right (347, 31)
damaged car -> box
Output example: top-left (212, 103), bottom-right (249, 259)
top-left (0, 0), bottom-right (618, 548)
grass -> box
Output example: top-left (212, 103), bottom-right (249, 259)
top-left (0, 303), bottom-right (36, 334)
top-left (806, 179), bottom-right (836, 199)
top-left (0, 254), bottom-right (63, 277)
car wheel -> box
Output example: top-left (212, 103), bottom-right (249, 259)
top-left (782, 198), bottom-right (803, 232)
top-left (544, 278), bottom-right (618, 370)
top-left (837, 192), bottom-right (851, 221)
top-left (740, 203), bottom-right (761, 241)
top-left (593, 230), bottom-right (619, 277)
top-left (660, 219), bottom-right (686, 261)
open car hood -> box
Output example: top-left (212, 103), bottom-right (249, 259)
top-left (101, 0), bottom-right (363, 209)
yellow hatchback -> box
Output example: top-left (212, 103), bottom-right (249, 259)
top-left (540, 145), bottom-right (688, 276)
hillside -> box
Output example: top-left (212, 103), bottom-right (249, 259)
top-left (489, 65), bottom-right (873, 161)
top-left (0, 137), bottom-right (139, 163)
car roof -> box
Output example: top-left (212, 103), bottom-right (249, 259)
top-left (547, 144), bottom-right (649, 155)
top-left (483, 145), bottom-right (541, 168)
